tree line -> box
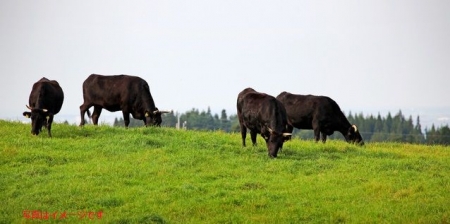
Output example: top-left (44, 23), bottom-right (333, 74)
top-left (113, 107), bottom-right (450, 145)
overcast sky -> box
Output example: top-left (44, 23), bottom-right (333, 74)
top-left (1, 0), bottom-right (449, 125)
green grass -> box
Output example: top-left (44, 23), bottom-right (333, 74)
top-left (1, 120), bottom-right (449, 223)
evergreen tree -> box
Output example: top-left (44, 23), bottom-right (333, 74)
top-left (426, 124), bottom-right (437, 144)
top-left (385, 112), bottom-right (393, 133)
top-left (107, 107), bottom-right (443, 145)
top-left (229, 114), bottom-right (240, 132)
top-left (161, 111), bottom-right (177, 127)
top-left (414, 116), bottom-right (425, 143)
top-left (220, 109), bottom-right (230, 132)
top-left (439, 125), bottom-right (450, 145)
top-left (426, 125), bottom-right (450, 145)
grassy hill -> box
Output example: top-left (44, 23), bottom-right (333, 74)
top-left (1, 120), bottom-right (449, 223)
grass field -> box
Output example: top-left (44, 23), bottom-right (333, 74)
top-left (1, 120), bottom-right (449, 223)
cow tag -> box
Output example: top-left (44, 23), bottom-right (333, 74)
top-left (25, 114), bottom-right (30, 118)
top-left (145, 112), bottom-right (149, 117)
top-left (46, 116), bottom-right (50, 121)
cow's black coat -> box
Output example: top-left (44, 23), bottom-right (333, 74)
top-left (276, 91), bottom-right (364, 145)
top-left (237, 88), bottom-right (291, 158)
top-left (79, 74), bottom-right (162, 127)
top-left (23, 77), bottom-right (64, 137)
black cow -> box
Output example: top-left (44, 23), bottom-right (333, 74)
top-left (237, 88), bottom-right (291, 158)
top-left (276, 91), bottom-right (364, 145)
top-left (22, 77), bottom-right (64, 137)
top-left (79, 74), bottom-right (169, 127)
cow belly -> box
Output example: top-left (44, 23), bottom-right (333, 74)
top-left (243, 122), bottom-right (261, 133)
top-left (102, 105), bottom-right (121, 112)
top-left (291, 120), bottom-right (313, 129)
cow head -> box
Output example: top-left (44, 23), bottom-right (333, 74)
top-left (144, 108), bottom-right (171, 127)
top-left (266, 127), bottom-right (292, 158)
top-left (346, 124), bottom-right (364, 145)
top-left (23, 105), bottom-right (50, 135)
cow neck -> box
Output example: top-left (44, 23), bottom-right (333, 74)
top-left (338, 120), bottom-right (352, 141)
top-left (141, 92), bottom-right (156, 112)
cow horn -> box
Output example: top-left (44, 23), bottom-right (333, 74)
top-left (153, 110), bottom-right (159, 115)
top-left (352, 125), bottom-right (358, 132)
top-left (43, 109), bottom-right (48, 113)
top-left (283, 133), bottom-right (292, 137)
top-left (160, 110), bottom-right (171, 114)
top-left (26, 105), bottom-right (32, 110)
top-left (267, 127), bottom-right (274, 134)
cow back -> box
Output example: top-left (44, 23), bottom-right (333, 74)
top-left (82, 74), bottom-right (156, 113)
top-left (238, 89), bottom-right (287, 134)
top-left (277, 91), bottom-right (349, 129)
top-left (29, 78), bottom-right (64, 114)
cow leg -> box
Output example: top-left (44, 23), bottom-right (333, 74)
top-left (312, 120), bottom-right (321, 142)
top-left (122, 111), bottom-right (130, 128)
top-left (92, 106), bottom-right (102, 125)
top-left (321, 133), bottom-right (327, 143)
top-left (46, 116), bottom-right (54, 137)
top-left (240, 125), bottom-right (247, 147)
top-left (250, 130), bottom-right (258, 146)
top-left (79, 104), bottom-right (90, 126)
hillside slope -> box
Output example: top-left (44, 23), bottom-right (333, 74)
top-left (1, 120), bottom-right (449, 223)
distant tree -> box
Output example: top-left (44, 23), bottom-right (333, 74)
top-left (426, 125), bottom-right (437, 144)
top-left (440, 126), bottom-right (450, 145)
top-left (385, 112), bottom-right (393, 133)
top-left (426, 125), bottom-right (450, 145)
top-left (220, 109), bottom-right (230, 132)
top-left (229, 114), bottom-right (240, 132)
top-left (374, 113), bottom-right (383, 132)
top-left (370, 113), bottom-right (386, 141)
top-left (113, 118), bottom-right (120, 126)
top-left (107, 108), bottom-right (438, 145)
top-left (113, 117), bottom-right (143, 127)
top-left (161, 111), bottom-right (177, 127)
top-left (414, 116), bottom-right (425, 143)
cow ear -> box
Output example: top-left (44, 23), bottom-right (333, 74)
top-left (23, 112), bottom-right (31, 118)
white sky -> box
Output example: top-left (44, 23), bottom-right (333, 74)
top-left (1, 0), bottom-right (449, 124)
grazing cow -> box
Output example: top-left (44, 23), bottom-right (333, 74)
top-left (79, 74), bottom-right (169, 127)
top-left (22, 77), bottom-right (64, 137)
top-left (237, 88), bottom-right (291, 158)
top-left (276, 91), bottom-right (364, 145)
